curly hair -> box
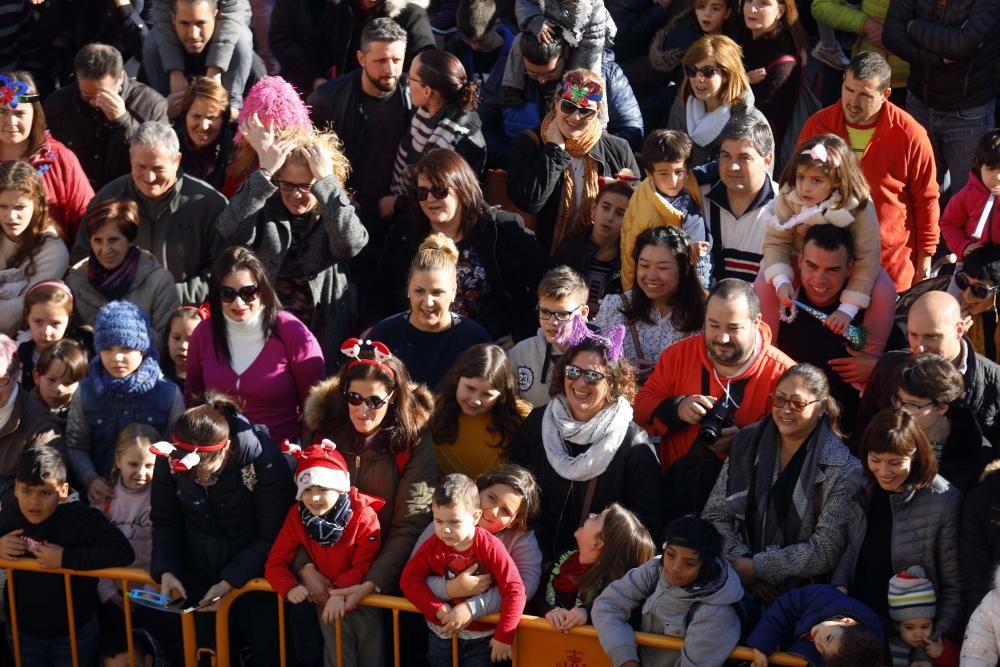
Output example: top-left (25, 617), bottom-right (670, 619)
top-left (0, 160), bottom-right (57, 278)
top-left (431, 344), bottom-right (528, 453)
top-left (549, 339), bottom-right (637, 404)
top-left (278, 127), bottom-right (352, 189)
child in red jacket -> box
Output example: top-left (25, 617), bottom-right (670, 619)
top-left (941, 129), bottom-right (1000, 257)
top-left (265, 440), bottom-right (383, 666)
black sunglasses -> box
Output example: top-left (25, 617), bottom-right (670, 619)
top-left (558, 99), bottom-right (597, 119)
top-left (345, 390), bottom-right (394, 409)
top-left (219, 285), bottom-right (261, 304)
top-left (415, 185), bottom-right (450, 201)
top-left (564, 364), bottom-right (606, 385)
top-left (685, 65), bottom-right (724, 79)
top-left (955, 271), bottom-right (999, 299)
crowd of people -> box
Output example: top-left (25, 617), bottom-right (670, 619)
top-left (0, 0), bottom-right (995, 665)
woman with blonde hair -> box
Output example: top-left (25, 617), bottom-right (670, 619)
top-left (174, 76), bottom-right (234, 190)
top-left (217, 117), bottom-right (368, 368)
top-left (666, 35), bottom-right (769, 166)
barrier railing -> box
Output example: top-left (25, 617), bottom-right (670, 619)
top-left (0, 560), bottom-right (808, 667)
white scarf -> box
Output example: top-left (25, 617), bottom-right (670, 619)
top-left (685, 96), bottom-right (732, 148)
top-left (541, 395), bottom-right (634, 481)
top-left (765, 186), bottom-right (859, 232)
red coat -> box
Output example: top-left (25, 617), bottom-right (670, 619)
top-left (798, 101), bottom-right (939, 290)
top-left (265, 487), bottom-right (384, 598)
top-left (633, 322), bottom-right (794, 472)
top-left (29, 134), bottom-right (94, 243)
top-left (941, 170), bottom-right (1000, 256)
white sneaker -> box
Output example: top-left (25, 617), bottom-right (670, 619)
top-left (811, 43), bottom-right (851, 70)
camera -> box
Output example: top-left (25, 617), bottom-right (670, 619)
top-left (696, 398), bottom-right (736, 446)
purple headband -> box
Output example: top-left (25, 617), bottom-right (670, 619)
top-left (26, 280), bottom-right (73, 301)
top-left (554, 315), bottom-right (626, 362)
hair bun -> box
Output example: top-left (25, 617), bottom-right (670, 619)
top-left (418, 232), bottom-right (460, 262)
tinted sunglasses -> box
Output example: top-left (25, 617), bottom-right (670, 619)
top-left (564, 364), bottom-right (606, 385)
top-left (219, 285), bottom-right (260, 304)
top-left (345, 390), bottom-right (394, 409)
top-left (559, 99), bottom-right (597, 119)
top-left (684, 65), bottom-right (724, 79)
top-left (771, 394), bottom-right (820, 413)
top-left (955, 271), bottom-right (999, 299)
top-left (415, 185), bottom-right (450, 201)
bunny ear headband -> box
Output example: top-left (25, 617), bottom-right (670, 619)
top-left (0, 74), bottom-right (38, 109)
top-left (554, 314), bottom-right (626, 362)
top-left (340, 338), bottom-right (396, 378)
top-left (803, 143), bottom-right (840, 168)
top-left (150, 437), bottom-right (229, 472)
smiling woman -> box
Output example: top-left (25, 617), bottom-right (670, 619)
top-left (174, 76), bottom-right (234, 190)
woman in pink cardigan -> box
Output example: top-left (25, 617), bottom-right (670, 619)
top-left (185, 246), bottom-right (326, 444)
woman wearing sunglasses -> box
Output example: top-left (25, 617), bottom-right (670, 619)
top-left (703, 363), bottom-right (862, 604)
top-left (297, 339), bottom-right (436, 665)
top-left (218, 118), bottom-right (368, 370)
top-left (666, 35), bottom-right (768, 168)
top-left (184, 246), bottom-right (326, 445)
top-left (66, 198), bottom-right (180, 343)
top-left (365, 148), bottom-right (546, 345)
top-left (954, 245), bottom-right (1000, 362)
top-left (509, 315), bottom-right (662, 563)
top-left (508, 68), bottom-right (640, 253)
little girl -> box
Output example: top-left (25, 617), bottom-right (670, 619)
top-left (161, 306), bottom-right (207, 391)
top-left (17, 281), bottom-right (82, 393)
top-left (539, 502), bottom-right (656, 632)
top-left (649, 0), bottom-right (737, 81)
top-left (430, 344), bottom-right (532, 479)
top-left (97, 423), bottom-right (160, 606)
top-left (592, 515), bottom-right (747, 666)
top-left (31, 338), bottom-right (88, 431)
top-left (413, 464), bottom-right (543, 634)
top-left (65, 300), bottom-right (184, 507)
top-left (0, 161), bottom-right (69, 336)
top-left (758, 134), bottom-right (896, 354)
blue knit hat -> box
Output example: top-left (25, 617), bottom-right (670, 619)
top-left (93, 301), bottom-right (154, 355)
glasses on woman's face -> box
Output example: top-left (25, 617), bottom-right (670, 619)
top-left (771, 394), bottom-right (820, 412)
top-left (955, 271), bottom-right (999, 299)
top-left (220, 285), bottom-right (260, 304)
top-left (276, 180), bottom-right (315, 195)
top-left (558, 99), bottom-right (597, 119)
top-left (891, 395), bottom-right (935, 412)
top-left (684, 65), bottom-right (724, 80)
top-left (415, 185), bottom-right (450, 201)
top-left (564, 364), bottom-right (606, 385)
top-left (345, 390), bottom-right (394, 410)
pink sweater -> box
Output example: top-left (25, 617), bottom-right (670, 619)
top-left (185, 311), bottom-right (326, 443)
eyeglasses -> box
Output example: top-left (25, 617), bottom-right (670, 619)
top-left (891, 395), bottom-right (936, 411)
top-left (415, 185), bottom-right (450, 201)
top-left (276, 180), bottom-right (315, 194)
top-left (219, 285), bottom-right (261, 304)
top-left (525, 57), bottom-right (564, 83)
top-left (955, 271), bottom-right (999, 299)
top-left (536, 304), bottom-right (581, 321)
top-left (564, 364), bottom-right (606, 385)
top-left (771, 394), bottom-right (821, 412)
top-left (345, 390), bottom-right (394, 409)
top-left (684, 65), bottom-right (724, 80)
top-left (559, 99), bottom-right (597, 119)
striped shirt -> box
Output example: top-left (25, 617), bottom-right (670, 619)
top-left (390, 107), bottom-right (474, 195)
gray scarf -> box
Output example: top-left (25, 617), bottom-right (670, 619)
top-left (541, 395), bottom-right (634, 481)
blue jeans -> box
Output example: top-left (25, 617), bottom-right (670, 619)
top-left (426, 632), bottom-right (492, 667)
top-left (906, 92), bottom-right (996, 200)
top-left (8, 615), bottom-right (99, 667)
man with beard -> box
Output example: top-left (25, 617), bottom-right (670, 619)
top-left (309, 18), bottom-right (414, 300)
top-left (634, 279), bottom-right (793, 516)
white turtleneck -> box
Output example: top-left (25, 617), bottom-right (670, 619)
top-left (0, 383), bottom-right (19, 431)
top-left (224, 309), bottom-right (267, 377)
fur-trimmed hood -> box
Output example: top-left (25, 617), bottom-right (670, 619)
top-left (383, 0), bottom-right (430, 18)
top-left (303, 374), bottom-right (434, 437)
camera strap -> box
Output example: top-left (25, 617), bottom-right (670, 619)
top-left (701, 367), bottom-right (749, 411)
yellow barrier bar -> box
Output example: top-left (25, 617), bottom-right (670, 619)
top-left (277, 593), bottom-right (287, 667)
top-left (392, 608), bottom-right (400, 667)
top-left (181, 613), bottom-right (199, 666)
top-left (122, 580), bottom-right (135, 667)
top-left (335, 616), bottom-right (343, 666)
top-left (62, 574), bottom-right (79, 667)
top-left (6, 568), bottom-right (21, 667)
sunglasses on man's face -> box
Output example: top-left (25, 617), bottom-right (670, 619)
top-left (219, 285), bottom-right (260, 304)
top-left (955, 271), bottom-right (1000, 299)
top-left (564, 364), bottom-right (606, 385)
top-left (684, 65), bottom-right (724, 79)
top-left (345, 390), bottom-right (394, 410)
top-left (558, 99), bottom-right (597, 119)
top-left (415, 185), bottom-right (450, 201)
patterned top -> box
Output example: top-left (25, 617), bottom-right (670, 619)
top-left (593, 290), bottom-right (695, 364)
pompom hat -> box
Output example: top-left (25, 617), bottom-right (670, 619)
top-left (235, 76), bottom-right (311, 146)
top-left (93, 301), bottom-right (153, 355)
top-left (281, 440), bottom-right (351, 499)
top-left (888, 566), bottom-right (937, 621)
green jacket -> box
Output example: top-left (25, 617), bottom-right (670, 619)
top-left (811, 0), bottom-right (910, 88)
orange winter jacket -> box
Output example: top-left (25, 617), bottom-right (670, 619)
top-left (633, 323), bottom-right (794, 472)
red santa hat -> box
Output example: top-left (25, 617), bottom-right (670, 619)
top-left (281, 440), bottom-right (350, 500)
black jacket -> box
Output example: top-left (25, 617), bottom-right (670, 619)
top-left (44, 76), bottom-right (168, 190)
top-left (883, 0), bottom-right (1000, 110)
top-left (507, 129), bottom-right (640, 252)
top-left (174, 117), bottom-right (235, 192)
top-left (939, 403), bottom-right (995, 495)
top-left (509, 405), bottom-right (664, 563)
top-left (961, 462), bottom-right (1000, 615)
top-left (364, 206), bottom-right (547, 340)
top-left (0, 499), bottom-right (134, 639)
top-left (551, 232), bottom-right (623, 306)
top-left (150, 413), bottom-right (295, 599)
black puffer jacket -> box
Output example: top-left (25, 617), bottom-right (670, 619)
top-left (961, 461), bottom-right (1000, 615)
top-left (150, 412), bottom-right (296, 599)
top-left (883, 0), bottom-right (1000, 110)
